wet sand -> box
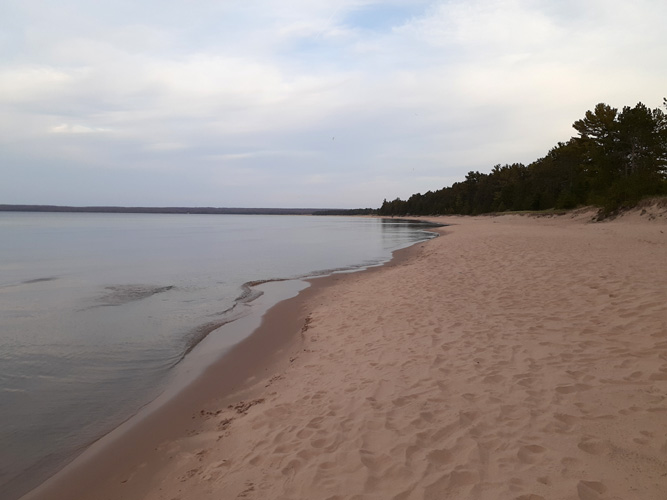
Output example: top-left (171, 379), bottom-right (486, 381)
top-left (23, 205), bottom-right (667, 500)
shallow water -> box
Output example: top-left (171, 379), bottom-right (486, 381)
top-left (0, 213), bottom-right (436, 498)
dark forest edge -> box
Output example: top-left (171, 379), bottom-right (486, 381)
top-left (379, 100), bottom-right (667, 218)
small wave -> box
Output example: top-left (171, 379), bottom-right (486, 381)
top-left (0, 277), bottom-right (59, 289)
top-left (173, 225), bottom-right (440, 368)
top-left (22, 277), bottom-right (58, 284)
top-left (176, 277), bottom-right (295, 359)
top-left (1, 387), bottom-right (27, 393)
top-left (179, 318), bottom-right (237, 361)
top-left (177, 269), bottom-right (366, 358)
top-left (89, 284), bottom-right (176, 308)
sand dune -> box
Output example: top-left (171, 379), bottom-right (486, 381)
top-left (135, 208), bottom-right (667, 500)
top-left (30, 206), bottom-right (667, 500)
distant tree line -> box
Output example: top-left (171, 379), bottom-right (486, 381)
top-left (315, 208), bottom-right (377, 216)
top-left (379, 100), bottom-right (667, 216)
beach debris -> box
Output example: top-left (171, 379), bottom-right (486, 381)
top-left (198, 408), bottom-right (223, 419)
top-left (218, 417), bottom-right (234, 431)
top-left (238, 482), bottom-right (255, 498)
top-left (179, 467), bottom-right (201, 482)
top-left (301, 314), bottom-right (313, 336)
top-left (229, 398), bottom-right (265, 414)
top-left (265, 374), bottom-right (283, 388)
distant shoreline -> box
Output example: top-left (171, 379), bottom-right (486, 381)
top-left (0, 205), bottom-right (377, 216)
top-left (0, 205), bottom-right (322, 215)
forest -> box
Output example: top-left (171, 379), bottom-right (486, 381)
top-left (379, 100), bottom-right (667, 216)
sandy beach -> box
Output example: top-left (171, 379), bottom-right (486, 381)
top-left (25, 205), bottom-right (667, 500)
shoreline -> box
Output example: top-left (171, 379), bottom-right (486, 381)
top-left (21, 205), bottom-right (667, 499)
top-left (20, 228), bottom-right (436, 500)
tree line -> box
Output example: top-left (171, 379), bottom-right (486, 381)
top-left (379, 100), bottom-right (667, 216)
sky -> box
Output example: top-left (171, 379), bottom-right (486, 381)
top-left (1, 0), bottom-right (666, 208)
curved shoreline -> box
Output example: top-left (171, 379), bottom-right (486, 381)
top-left (181, 220), bottom-right (441, 365)
top-left (128, 210), bottom-right (666, 500)
top-left (20, 225), bottom-right (442, 500)
top-left (19, 206), bottom-right (667, 499)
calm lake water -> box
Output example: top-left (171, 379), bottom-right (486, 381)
top-left (0, 213), bottom-right (436, 499)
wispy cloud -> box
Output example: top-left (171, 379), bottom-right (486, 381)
top-left (51, 123), bottom-right (111, 134)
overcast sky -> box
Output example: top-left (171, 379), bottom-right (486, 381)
top-left (1, 0), bottom-right (665, 208)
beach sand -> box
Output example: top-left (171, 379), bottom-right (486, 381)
top-left (25, 205), bottom-right (667, 500)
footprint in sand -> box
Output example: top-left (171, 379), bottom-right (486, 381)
top-left (648, 370), bottom-right (667, 381)
top-left (424, 468), bottom-right (478, 498)
top-left (296, 428), bottom-right (313, 439)
top-left (577, 437), bottom-right (609, 455)
top-left (577, 480), bottom-right (607, 500)
top-left (483, 374), bottom-right (505, 384)
top-left (555, 383), bottom-right (592, 394)
top-left (310, 438), bottom-right (327, 449)
top-left (200, 460), bottom-right (230, 481)
top-left (426, 448), bottom-right (453, 465)
top-left (306, 416), bottom-right (325, 429)
top-left (547, 413), bottom-right (578, 433)
top-left (281, 458), bottom-right (302, 477)
top-left (458, 410), bottom-right (479, 426)
top-left (623, 371), bottom-right (643, 381)
top-left (517, 445), bottom-right (547, 464)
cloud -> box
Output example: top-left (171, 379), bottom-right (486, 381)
top-left (403, 0), bottom-right (558, 50)
top-left (0, 66), bottom-right (76, 102)
top-left (1, 0), bottom-right (666, 207)
top-left (51, 123), bottom-right (111, 134)
top-left (143, 142), bottom-right (188, 151)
